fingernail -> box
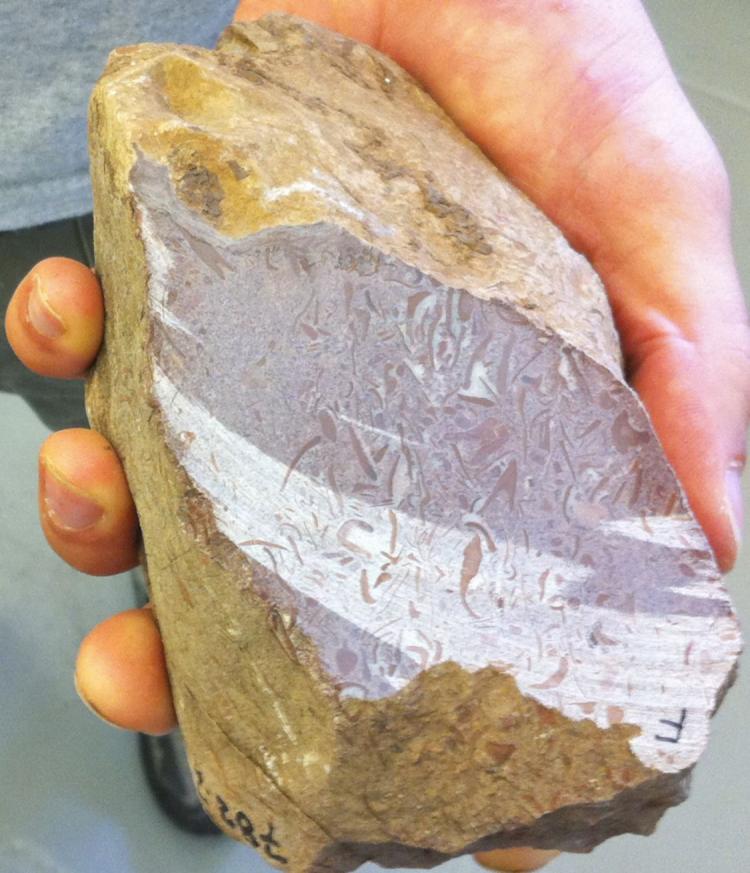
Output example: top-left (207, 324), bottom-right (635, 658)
top-left (27, 274), bottom-right (65, 339)
top-left (725, 462), bottom-right (745, 550)
top-left (42, 463), bottom-right (104, 530)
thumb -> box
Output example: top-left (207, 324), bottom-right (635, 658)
top-left (622, 261), bottom-right (750, 572)
top-left (597, 147), bottom-right (750, 574)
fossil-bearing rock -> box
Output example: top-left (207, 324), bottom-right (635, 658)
top-left (86, 14), bottom-right (741, 872)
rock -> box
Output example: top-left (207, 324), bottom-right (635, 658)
top-left (86, 14), bottom-right (741, 873)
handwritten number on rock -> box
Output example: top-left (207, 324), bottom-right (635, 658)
top-left (217, 794), bottom-right (237, 829)
top-left (261, 823), bottom-right (289, 864)
top-left (194, 769), bottom-right (209, 806)
top-left (236, 811), bottom-right (260, 847)
top-left (193, 770), bottom-right (288, 864)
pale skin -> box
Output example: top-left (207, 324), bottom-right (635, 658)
top-left (5, 1), bottom-right (750, 871)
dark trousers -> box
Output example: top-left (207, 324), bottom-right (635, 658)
top-left (0, 214), bottom-right (93, 430)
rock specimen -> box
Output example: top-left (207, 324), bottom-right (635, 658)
top-left (86, 14), bottom-right (741, 873)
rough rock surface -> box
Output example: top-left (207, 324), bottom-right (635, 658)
top-left (86, 14), bottom-right (741, 873)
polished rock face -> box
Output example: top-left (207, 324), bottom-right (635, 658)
top-left (141, 160), bottom-right (736, 776)
top-left (87, 13), bottom-right (741, 872)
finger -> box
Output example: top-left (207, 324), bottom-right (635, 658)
top-left (623, 282), bottom-right (750, 572)
top-left (75, 606), bottom-right (177, 735)
top-left (4, 256), bottom-right (104, 378)
top-left (474, 848), bottom-right (560, 872)
top-left (39, 428), bottom-right (140, 576)
top-left (562, 59), bottom-right (750, 572)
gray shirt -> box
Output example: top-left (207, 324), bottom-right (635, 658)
top-left (0, 0), bottom-right (237, 230)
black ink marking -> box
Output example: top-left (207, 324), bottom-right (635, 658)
top-left (261, 823), bottom-right (289, 864)
top-left (655, 708), bottom-right (687, 744)
top-left (195, 773), bottom-right (287, 861)
top-left (216, 794), bottom-right (236, 829)
top-left (236, 811), bottom-right (260, 848)
top-left (194, 769), bottom-right (209, 806)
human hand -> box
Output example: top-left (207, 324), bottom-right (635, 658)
top-left (6, 1), bottom-right (749, 870)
